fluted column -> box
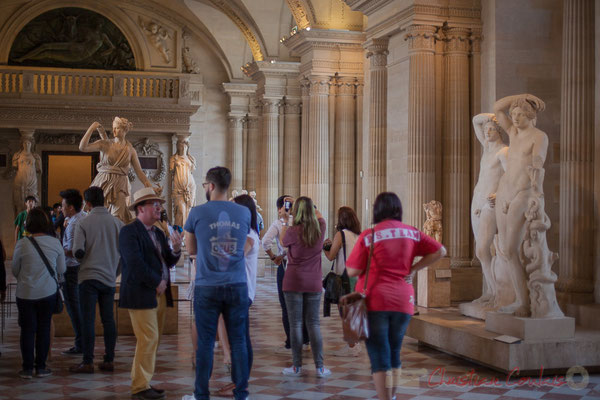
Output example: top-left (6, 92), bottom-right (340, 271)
top-left (261, 99), bottom-right (280, 226)
top-left (335, 77), bottom-right (357, 211)
top-left (442, 27), bottom-right (471, 267)
top-left (307, 76), bottom-right (330, 222)
top-left (355, 81), bottom-right (364, 226)
top-left (228, 116), bottom-right (244, 191)
top-left (242, 117), bottom-right (249, 189)
top-left (405, 25), bottom-right (437, 230)
top-left (364, 38), bottom-right (388, 210)
top-left (557, 0), bottom-right (595, 305)
top-left (245, 114), bottom-right (260, 191)
top-left (284, 99), bottom-right (301, 197)
top-left (300, 79), bottom-right (310, 195)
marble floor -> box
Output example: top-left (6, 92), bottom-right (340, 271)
top-left (0, 268), bottom-right (599, 400)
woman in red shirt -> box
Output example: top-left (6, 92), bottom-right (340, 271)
top-left (346, 192), bottom-right (446, 400)
top-left (280, 196), bottom-right (331, 378)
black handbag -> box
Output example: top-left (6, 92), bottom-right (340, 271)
top-left (27, 237), bottom-right (64, 314)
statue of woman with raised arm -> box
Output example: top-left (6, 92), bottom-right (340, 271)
top-left (470, 114), bottom-right (508, 305)
top-left (169, 137), bottom-right (196, 227)
top-left (12, 137), bottom-right (41, 216)
top-left (493, 94), bottom-right (547, 317)
top-left (79, 117), bottom-right (161, 223)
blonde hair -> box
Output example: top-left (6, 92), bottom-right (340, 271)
top-left (291, 196), bottom-right (322, 247)
top-left (113, 116), bottom-right (133, 133)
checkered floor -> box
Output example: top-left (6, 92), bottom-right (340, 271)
top-left (0, 270), bottom-right (599, 399)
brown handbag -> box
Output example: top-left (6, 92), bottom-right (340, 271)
top-left (339, 228), bottom-right (375, 345)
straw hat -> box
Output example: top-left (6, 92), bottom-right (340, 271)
top-left (129, 187), bottom-right (165, 211)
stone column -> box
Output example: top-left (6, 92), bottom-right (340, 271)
top-left (442, 27), bottom-right (471, 267)
top-left (557, 0), bottom-right (595, 305)
top-left (242, 117), bottom-right (249, 189)
top-left (261, 99), bottom-right (280, 226)
top-left (283, 99), bottom-right (301, 197)
top-left (245, 114), bottom-right (260, 191)
top-left (355, 80), bottom-right (364, 225)
top-left (364, 38), bottom-right (389, 210)
top-left (307, 76), bottom-right (330, 222)
top-left (300, 79), bottom-right (310, 195)
top-left (405, 25), bottom-right (437, 229)
top-left (335, 77), bottom-right (357, 211)
top-left (228, 116), bottom-right (244, 191)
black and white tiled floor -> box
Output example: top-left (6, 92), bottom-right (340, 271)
top-left (0, 270), bottom-right (599, 399)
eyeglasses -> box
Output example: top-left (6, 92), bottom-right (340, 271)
top-left (202, 182), bottom-right (211, 189)
top-left (142, 201), bottom-right (162, 208)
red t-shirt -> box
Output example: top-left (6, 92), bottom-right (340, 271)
top-left (282, 218), bottom-right (326, 293)
top-left (345, 220), bottom-right (442, 314)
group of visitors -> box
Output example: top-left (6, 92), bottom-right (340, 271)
top-left (7, 162), bottom-right (445, 400)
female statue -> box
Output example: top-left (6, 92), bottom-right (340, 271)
top-left (79, 117), bottom-right (160, 223)
top-left (12, 137), bottom-right (41, 216)
top-left (470, 114), bottom-right (508, 305)
top-left (169, 138), bottom-right (196, 227)
top-left (493, 94), bottom-right (547, 317)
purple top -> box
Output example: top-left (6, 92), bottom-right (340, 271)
top-left (281, 218), bottom-right (326, 293)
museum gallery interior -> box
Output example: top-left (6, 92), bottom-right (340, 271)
top-left (1, 0), bottom-right (600, 399)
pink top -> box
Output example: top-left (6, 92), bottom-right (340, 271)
top-left (281, 218), bottom-right (326, 293)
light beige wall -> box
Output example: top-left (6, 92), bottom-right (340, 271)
top-left (484, 0), bottom-right (563, 254)
top-left (386, 33), bottom-right (410, 209)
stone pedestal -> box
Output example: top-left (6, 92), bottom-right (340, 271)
top-left (459, 301), bottom-right (493, 320)
top-left (417, 257), bottom-right (451, 307)
top-left (485, 312), bottom-right (575, 341)
top-left (450, 266), bottom-right (482, 302)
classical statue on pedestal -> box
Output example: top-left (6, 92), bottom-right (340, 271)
top-left (12, 137), bottom-right (41, 216)
top-left (423, 200), bottom-right (442, 244)
top-left (470, 114), bottom-right (508, 305)
top-left (170, 138), bottom-right (196, 227)
top-left (493, 94), bottom-right (563, 318)
top-left (80, 117), bottom-right (161, 223)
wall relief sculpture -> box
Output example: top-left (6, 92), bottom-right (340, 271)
top-left (9, 7), bottom-right (135, 70)
top-left (131, 138), bottom-right (166, 183)
top-left (463, 94), bottom-right (564, 320)
top-left (139, 17), bottom-right (172, 63)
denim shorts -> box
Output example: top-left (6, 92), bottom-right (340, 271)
top-left (364, 311), bottom-right (412, 373)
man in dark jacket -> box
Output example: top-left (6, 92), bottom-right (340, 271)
top-left (118, 187), bottom-right (182, 400)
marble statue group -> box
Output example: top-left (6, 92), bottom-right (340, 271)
top-left (467, 94), bottom-right (564, 319)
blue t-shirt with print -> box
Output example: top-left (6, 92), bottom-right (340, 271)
top-left (184, 201), bottom-right (251, 286)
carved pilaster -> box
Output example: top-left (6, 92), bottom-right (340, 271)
top-left (261, 98), bottom-right (280, 226)
top-left (284, 99), bottom-right (301, 197)
top-left (405, 25), bottom-right (437, 229)
top-left (228, 116), bottom-right (244, 191)
top-left (557, 0), bottom-right (596, 305)
top-left (442, 26), bottom-right (471, 267)
top-left (245, 114), bottom-right (260, 191)
top-left (334, 77), bottom-right (357, 212)
top-left (300, 79), bottom-right (311, 194)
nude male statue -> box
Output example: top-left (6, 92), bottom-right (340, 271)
top-left (493, 94), bottom-right (547, 317)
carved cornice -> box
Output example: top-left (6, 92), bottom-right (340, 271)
top-left (222, 82), bottom-right (258, 97)
top-left (283, 29), bottom-right (366, 56)
top-left (405, 25), bottom-right (438, 53)
top-left (343, 0), bottom-right (395, 16)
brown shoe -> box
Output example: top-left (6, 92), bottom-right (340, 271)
top-left (69, 362), bottom-right (94, 373)
top-left (98, 361), bottom-right (114, 372)
top-left (215, 382), bottom-right (236, 397)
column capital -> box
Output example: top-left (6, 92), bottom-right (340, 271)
top-left (443, 27), bottom-right (471, 54)
top-left (284, 98), bottom-right (302, 114)
top-left (261, 99), bottom-right (280, 114)
top-left (364, 38), bottom-right (389, 68)
top-left (228, 115), bottom-right (244, 129)
top-left (469, 28), bottom-right (483, 54)
top-left (308, 76), bottom-right (330, 95)
top-left (335, 77), bottom-right (356, 96)
top-left (404, 25), bottom-right (438, 53)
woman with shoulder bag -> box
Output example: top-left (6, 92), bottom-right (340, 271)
top-left (280, 196), bottom-right (331, 378)
top-left (12, 208), bottom-right (66, 379)
top-left (323, 206), bottom-right (361, 357)
top-left (345, 193), bottom-right (446, 400)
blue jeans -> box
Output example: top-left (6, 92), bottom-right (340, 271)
top-left (365, 311), bottom-right (412, 373)
top-left (194, 283), bottom-right (249, 400)
top-left (247, 300), bottom-right (253, 373)
top-left (277, 264), bottom-right (309, 347)
top-left (16, 294), bottom-right (55, 370)
top-left (284, 291), bottom-right (324, 369)
top-left (62, 266), bottom-right (82, 350)
top-left (79, 280), bottom-right (116, 364)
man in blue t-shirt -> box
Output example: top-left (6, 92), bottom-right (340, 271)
top-left (183, 166), bottom-right (250, 400)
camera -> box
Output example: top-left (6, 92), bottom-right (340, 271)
top-left (284, 200), bottom-right (293, 212)
top-left (173, 225), bottom-right (183, 234)
top-left (323, 242), bottom-right (332, 251)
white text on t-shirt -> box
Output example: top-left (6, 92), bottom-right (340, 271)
top-left (364, 228), bottom-right (420, 246)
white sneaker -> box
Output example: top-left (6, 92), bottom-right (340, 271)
top-left (181, 395), bottom-right (196, 400)
top-left (282, 366), bottom-right (303, 376)
top-left (316, 367), bottom-right (331, 377)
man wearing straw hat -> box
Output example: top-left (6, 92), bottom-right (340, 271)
top-left (119, 187), bottom-right (183, 400)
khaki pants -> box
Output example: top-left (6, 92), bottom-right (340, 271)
top-left (128, 294), bottom-right (167, 394)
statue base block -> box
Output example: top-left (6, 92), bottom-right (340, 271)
top-left (417, 257), bottom-right (451, 307)
top-left (459, 301), bottom-right (494, 320)
top-left (485, 311), bottom-right (575, 341)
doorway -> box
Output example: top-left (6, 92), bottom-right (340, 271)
top-left (42, 151), bottom-right (99, 207)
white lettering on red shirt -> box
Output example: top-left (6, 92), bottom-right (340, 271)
top-left (363, 227), bottom-right (421, 246)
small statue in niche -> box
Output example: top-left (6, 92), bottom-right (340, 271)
top-left (140, 18), bottom-right (171, 63)
top-left (423, 200), bottom-right (442, 244)
top-left (182, 47), bottom-right (200, 74)
top-left (170, 138), bottom-right (196, 228)
top-left (12, 136), bottom-right (41, 217)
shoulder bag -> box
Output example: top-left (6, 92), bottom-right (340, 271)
top-left (339, 228), bottom-right (375, 345)
top-left (27, 237), bottom-right (64, 314)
